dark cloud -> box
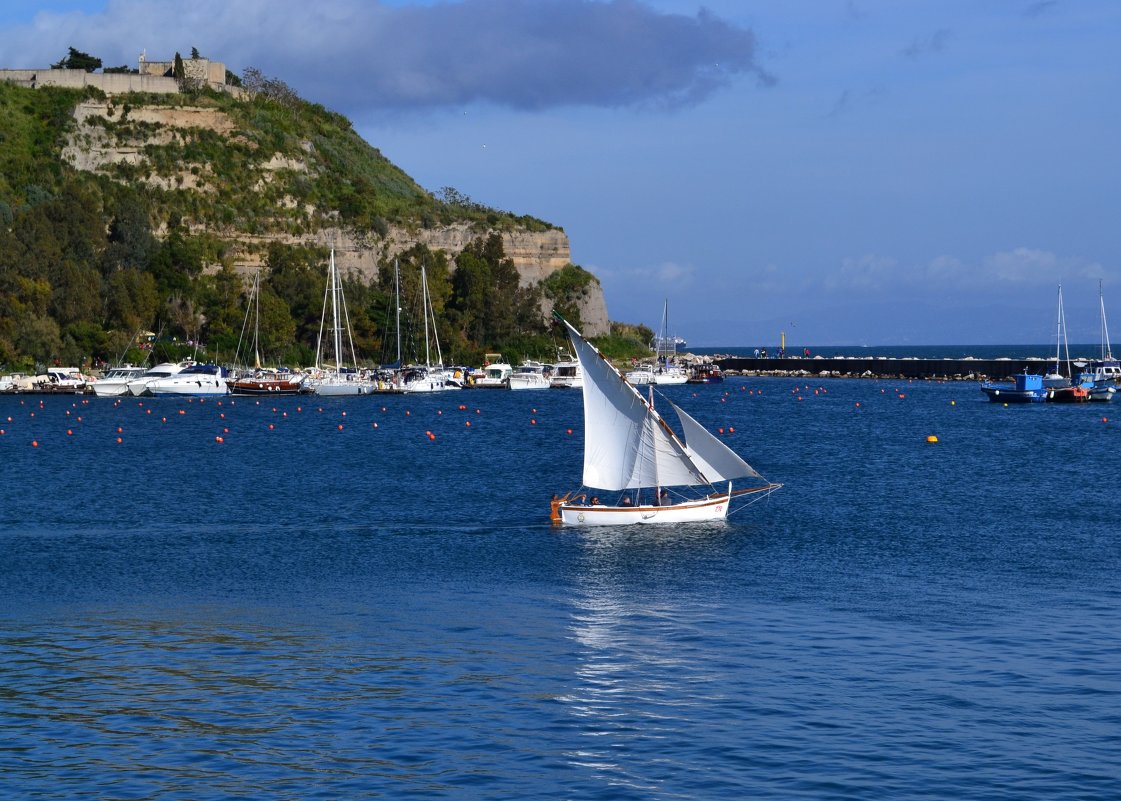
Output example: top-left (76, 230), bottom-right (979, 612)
top-left (294, 0), bottom-right (773, 112)
top-left (5, 1), bottom-right (770, 114)
top-left (900, 28), bottom-right (952, 59)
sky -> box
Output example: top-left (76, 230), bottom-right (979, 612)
top-left (3, 0), bottom-right (1120, 346)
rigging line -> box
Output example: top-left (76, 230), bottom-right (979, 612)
top-left (728, 487), bottom-right (780, 517)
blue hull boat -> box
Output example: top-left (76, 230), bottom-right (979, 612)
top-left (980, 372), bottom-right (1048, 403)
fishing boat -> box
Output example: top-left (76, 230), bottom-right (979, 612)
top-left (980, 372), bottom-right (1049, 403)
top-left (550, 314), bottom-right (780, 526)
top-left (687, 363), bottom-right (723, 384)
top-left (312, 250), bottom-right (373, 396)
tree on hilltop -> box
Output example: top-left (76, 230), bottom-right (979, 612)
top-left (51, 47), bottom-right (102, 72)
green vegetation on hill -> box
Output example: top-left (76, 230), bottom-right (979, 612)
top-left (0, 75), bottom-right (604, 372)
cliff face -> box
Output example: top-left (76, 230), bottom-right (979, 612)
top-left (61, 99), bottom-right (610, 335)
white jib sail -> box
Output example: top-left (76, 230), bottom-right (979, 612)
top-left (667, 400), bottom-right (761, 483)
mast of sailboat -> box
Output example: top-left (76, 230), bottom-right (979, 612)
top-left (1054, 284), bottom-right (1063, 376)
top-left (1100, 280), bottom-right (1113, 361)
top-left (1059, 284), bottom-right (1072, 377)
top-left (421, 264), bottom-right (431, 367)
top-left (330, 250), bottom-right (343, 374)
top-left (253, 269), bottom-right (261, 369)
top-left (428, 268), bottom-right (444, 367)
top-left (395, 259), bottom-right (402, 366)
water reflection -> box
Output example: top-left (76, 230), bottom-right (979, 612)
top-left (562, 524), bottom-right (745, 795)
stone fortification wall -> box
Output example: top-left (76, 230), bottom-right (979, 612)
top-left (1, 68), bottom-right (179, 94)
top-left (139, 58), bottom-right (226, 85)
top-left (1, 59), bottom-right (234, 96)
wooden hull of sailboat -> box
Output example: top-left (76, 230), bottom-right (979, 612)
top-left (556, 485), bottom-right (779, 526)
top-left (230, 378), bottom-right (307, 395)
top-left (558, 495), bottom-right (732, 525)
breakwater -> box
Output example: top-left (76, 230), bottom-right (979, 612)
top-left (715, 356), bottom-right (1059, 380)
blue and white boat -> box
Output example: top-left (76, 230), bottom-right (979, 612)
top-left (980, 372), bottom-right (1048, 403)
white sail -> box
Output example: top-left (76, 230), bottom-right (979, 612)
top-left (563, 317), bottom-right (707, 491)
top-left (667, 400), bottom-right (762, 482)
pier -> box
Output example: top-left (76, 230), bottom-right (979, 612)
top-left (714, 356), bottom-right (1063, 381)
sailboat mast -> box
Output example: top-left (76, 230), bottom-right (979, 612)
top-left (395, 259), bottom-right (402, 365)
top-left (1059, 284), bottom-right (1071, 376)
top-left (1054, 284), bottom-right (1062, 374)
top-left (421, 264), bottom-right (431, 367)
top-left (330, 250), bottom-right (342, 373)
top-left (253, 270), bottom-right (261, 369)
top-left (1101, 280), bottom-right (1112, 361)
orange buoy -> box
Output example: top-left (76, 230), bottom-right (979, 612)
top-left (926, 435), bottom-right (938, 444)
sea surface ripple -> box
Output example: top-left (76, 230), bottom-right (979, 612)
top-left (1, 379), bottom-right (1119, 799)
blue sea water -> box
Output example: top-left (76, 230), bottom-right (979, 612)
top-left (2, 380), bottom-right (1120, 800)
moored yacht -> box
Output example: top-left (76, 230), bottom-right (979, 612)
top-left (126, 361), bottom-right (191, 396)
top-left (507, 361), bottom-right (550, 390)
top-left (475, 356), bottom-right (513, 388)
top-left (92, 365), bottom-right (147, 397)
top-left (147, 363), bottom-right (229, 396)
top-left (549, 356), bottom-right (583, 388)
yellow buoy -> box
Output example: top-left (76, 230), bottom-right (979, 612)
top-left (926, 435), bottom-right (939, 444)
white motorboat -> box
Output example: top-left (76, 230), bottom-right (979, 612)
top-left (549, 354), bottom-right (583, 389)
top-left (398, 365), bottom-right (461, 393)
top-left (147, 363), bottom-right (229, 396)
top-left (507, 361), bottom-right (550, 390)
top-left (126, 361), bottom-right (191, 396)
top-left (92, 365), bottom-right (148, 397)
top-left (550, 313), bottom-right (780, 526)
top-left (475, 355), bottom-right (513, 388)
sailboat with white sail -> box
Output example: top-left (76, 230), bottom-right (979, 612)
top-left (312, 250), bottom-right (373, 396)
top-left (550, 313), bottom-right (780, 526)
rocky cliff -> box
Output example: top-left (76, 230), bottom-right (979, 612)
top-left (61, 98), bottom-right (610, 335)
